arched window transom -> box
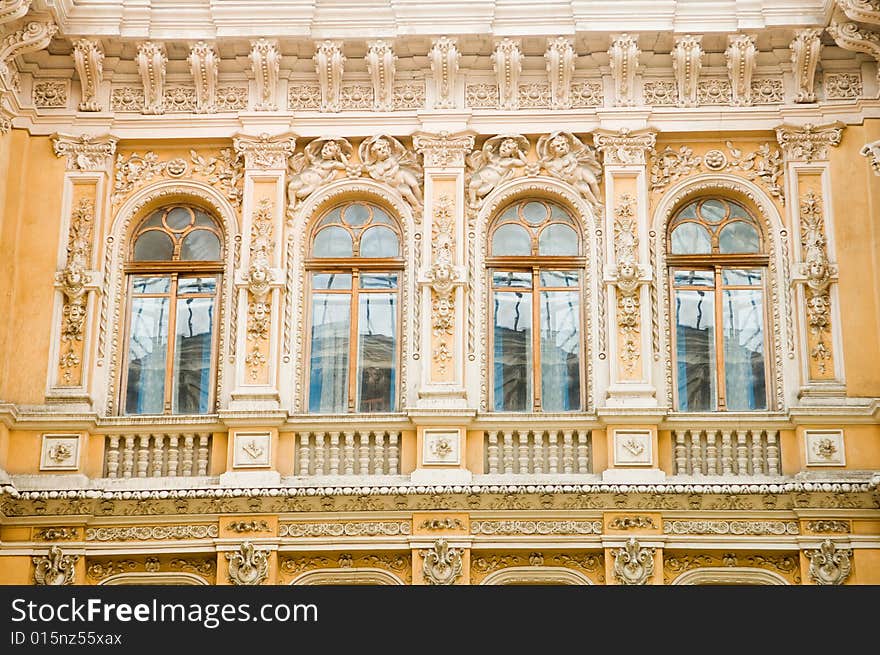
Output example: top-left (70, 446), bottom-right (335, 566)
top-left (667, 196), bottom-right (769, 412)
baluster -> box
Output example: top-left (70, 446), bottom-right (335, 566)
top-left (674, 432), bottom-right (686, 475)
top-left (388, 432), bottom-right (400, 475)
top-left (487, 432), bottom-right (500, 474)
top-left (766, 430), bottom-right (780, 476)
top-left (562, 430), bottom-right (574, 474)
top-left (359, 432), bottom-right (370, 475)
top-left (344, 431), bottom-right (355, 475)
top-left (373, 432), bottom-right (385, 475)
top-left (122, 435), bottom-right (135, 478)
top-left (136, 435), bottom-right (150, 478)
top-left (532, 431), bottom-right (544, 474)
top-left (298, 433), bottom-right (311, 475)
top-left (328, 432), bottom-right (339, 475)
top-left (167, 434), bottom-right (180, 477)
top-left (182, 434), bottom-right (194, 476)
top-left (197, 434), bottom-right (209, 476)
top-left (750, 430), bottom-right (764, 476)
top-left (706, 430), bottom-right (718, 476)
top-left (736, 431), bottom-right (748, 476)
top-left (151, 434), bottom-right (164, 477)
top-left (503, 431), bottom-right (514, 474)
top-left (315, 433), bottom-right (327, 476)
top-left (518, 432), bottom-right (529, 474)
top-left (106, 435), bottom-right (120, 478)
top-left (690, 430), bottom-right (702, 476)
top-left (576, 431), bottom-right (589, 473)
top-left (547, 431), bottom-right (558, 474)
top-left (720, 431), bottom-right (733, 476)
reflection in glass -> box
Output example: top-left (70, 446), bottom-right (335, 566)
top-left (360, 226), bottom-right (399, 258)
top-left (674, 287), bottom-right (716, 411)
top-left (313, 226), bottom-right (354, 257)
top-left (540, 290), bottom-right (581, 411)
top-left (181, 230), bottom-right (221, 261)
top-left (671, 223), bottom-right (711, 255)
top-left (719, 222), bottom-right (760, 253)
top-left (493, 291), bottom-right (532, 411)
top-left (538, 224), bottom-right (578, 255)
top-left (722, 287), bottom-right (766, 410)
top-left (309, 292), bottom-right (351, 413)
top-left (492, 223), bottom-right (531, 256)
top-left (125, 294), bottom-right (169, 414)
top-left (357, 290), bottom-right (397, 412)
top-left (134, 231), bottom-right (174, 261)
top-left (172, 294), bottom-right (214, 414)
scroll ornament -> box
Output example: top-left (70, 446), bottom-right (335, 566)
top-left (420, 538), bottom-right (463, 585)
top-left (226, 541), bottom-right (269, 585)
top-left (613, 537), bottom-right (655, 585)
top-left (33, 545), bottom-right (78, 585)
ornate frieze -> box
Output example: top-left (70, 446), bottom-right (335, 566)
top-left (286, 136), bottom-right (350, 213)
top-left (726, 34), bottom-right (756, 106)
top-left (664, 550), bottom-right (800, 584)
top-left (113, 152), bottom-right (187, 198)
top-left (189, 41), bottom-right (218, 113)
top-left (608, 34), bottom-right (639, 107)
top-left (86, 524), bottom-right (219, 541)
top-left (280, 521), bottom-right (411, 537)
top-left (643, 79), bottom-right (677, 105)
top-left (751, 78), bottom-right (784, 104)
top-left (650, 144), bottom-right (701, 190)
top-left (414, 131), bottom-right (475, 169)
top-left (366, 41), bottom-right (396, 111)
top-left (823, 72), bottom-right (862, 99)
top-left (314, 41), bottom-right (345, 112)
top-left (609, 516), bottom-right (655, 530)
top-left (570, 79), bottom-right (603, 107)
top-left (250, 39), bottom-right (280, 111)
top-left (593, 128), bottom-right (656, 165)
top-left (234, 132), bottom-right (296, 170)
top-left (805, 539), bottom-right (852, 585)
top-left (227, 541), bottom-right (270, 585)
top-left (545, 37), bottom-right (575, 109)
top-left (52, 133), bottom-right (117, 171)
top-left (72, 38), bottom-right (103, 111)
top-left (492, 38), bottom-right (522, 110)
top-left (33, 80), bottom-right (67, 108)
top-left (789, 29), bottom-right (823, 104)
top-left (190, 148), bottom-right (244, 206)
top-left (806, 520), bottom-right (850, 534)
top-left (470, 520), bottom-right (602, 535)
top-left (359, 134), bottom-right (423, 214)
top-left (672, 35), bottom-right (703, 107)
top-left (136, 41), bottom-right (167, 114)
top-left (429, 37), bottom-right (460, 109)
top-left (420, 539), bottom-right (463, 585)
top-left (0, 20), bottom-right (58, 91)
top-left (776, 122), bottom-right (844, 162)
top-left (536, 131), bottom-right (603, 211)
top-left (33, 546), bottom-right (77, 585)
top-left (228, 520), bottom-right (270, 533)
top-left (34, 527), bottom-right (77, 541)
top-left (861, 139), bottom-right (880, 175)
top-left (612, 537), bottom-right (655, 585)
top-left (663, 520), bottom-right (799, 535)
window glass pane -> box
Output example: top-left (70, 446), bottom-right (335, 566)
top-left (673, 269), bottom-right (714, 287)
top-left (319, 207), bottom-right (342, 226)
top-left (140, 211), bottom-right (164, 229)
top-left (360, 273), bottom-right (398, 289)
top-left (313, 226), bottom-right (353, 258)
top-left (177, 276), bottom-right (217, 295)
top-left (134, 231), bottom-right (174, 261)
top-left (172, 295), bottom-right (214, 414)
top-left (719, 222), bottom-right (760, 253)
top-left (309, 293), bottom-right (350, 413)
top-left (722, 288), bottom-right (767, 410)
top-left (312, 273), bottom-right (351, 290)
top-left (194, 208), bottom-right (217, 228)
top-left (671, 223), bottom-right (711, 255)
top-left (357, 292), bottom-right (397, 412)
top-left (492, 271), bottom-right (532, 288)
top-left (540, 290), bottom-right (581, 411)
top-left (538, 224), bottom-right (579, 256)
top-left (550, 203), bottom-right (574, 223)
top-left (678, 202), bottom-right (698, 220)
top-left (674, 288), bottom-right (717, 411)
top-left (540, 270), bottom-right (579, 288)
top-left (359, 225), bottom-right (399, 258)
top-left (722, 268), bottom-right (763, 286)
top-left (125, 296), bottom-right (169, 414)
top-left (729, 202), bottom-right (750, 219)
top-left (131, 275), bottom-right (171, 294)
top-left (166, 206), bottom-right (194, 231)
top-left (492, 223), bottom-right (531, 256)
top-left (699, 199), bottom-right (727, 223)
top-left (492, 290), bottom-right (532, 411)
top-left (522, 201), bottom-right (550, 225)
top-left (371, 209), bottom-right (394, 226)
top-left (180, 229), bottom-right (221, 261)
top-left (343, 203), bottom-right (371, 226)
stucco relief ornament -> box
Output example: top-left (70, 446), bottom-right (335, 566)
top-left (466, 134), bottom-right (528, 208)
top-left (245, 199), bottom-right (274, 380)
top-left (359, 134), bottom-right (423, 215)
top-left (537, 131), bottom-right (603, 211)
top-left (420, 539), bottom-right (463, 585)
top-left (52, 133), bottom-right (118, 171)
top-left (286, 137), bottom-right (352, 217)
top-left (649, 145), bottom-right (702, 190)
top-left (612, 195), bottom-right (643, 372)
top-left (612, 537), bottom-right (655, 585)
top-left (861, 139), bottom-right (880, 175)
top-left (33, 546), bottom-right (78, 585)
top-left (806, 539), bottom-right (852, 585)
top-left (226, 541), bottom-right (269, 585)
top-left (799, 192), bottom-right (836, 374)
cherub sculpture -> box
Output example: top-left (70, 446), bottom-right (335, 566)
top-left (286, 137), bottom-right (352, 212)
top-left (537, 131), bottom-right (603, 210)
top-left (359, 134), bottom-right (423, 213)
top-left (466, 134), bottom-right (529, 208)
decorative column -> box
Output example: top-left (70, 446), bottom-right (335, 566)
top-left (47, 133), bottom-right (116, 408)
top-left (230, 133), bottom-right (296, 409)
top-left (410, 132), bottom-right (474, 484)
top-left (593, 128), bottom-right (657, 409)
top-left (776, 123), bottom-right (845, 401)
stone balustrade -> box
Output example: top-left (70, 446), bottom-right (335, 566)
top-left (672, 428), bottom-right (781, 477)
top-left (103, 433), bottom-right (212, 478)
top-left (294, 431), bottom-right (401, 476)
top-left (484, 430), bottom-right (592, 475)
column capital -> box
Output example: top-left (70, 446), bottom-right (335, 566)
top-left (593, 127), bottom-right (657, 165)
top-left (861, 139), bottom-right (880, 176)
top-left (413, 131), bottom-right (475, 168)
top-left (775, 122), bottom-right (844, 162)
top-left (233, 132), bottom-right (297, 170)
top-left (51, 132), bottom-right (117, 171)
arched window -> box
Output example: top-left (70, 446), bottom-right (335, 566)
top-left (668, 197), bottom-right (768, 411)
top-left (306, 201), bottom-right (402, 413)
top-left (487, 199), bottom-right (584, 412)
top-left (122, 205), bottom-right (223, 415)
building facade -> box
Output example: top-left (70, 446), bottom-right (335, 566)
top-left (1, 0), bottom-right (879, 586)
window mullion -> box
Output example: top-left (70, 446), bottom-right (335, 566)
top-left (714, 266), bottom-right (726, 411)
top-left (348, 269), bottom-right (359, 413)
top-left (532, 267), bottom-right (542, 411)
top-left (164, 273), bottom-right (179, 415)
